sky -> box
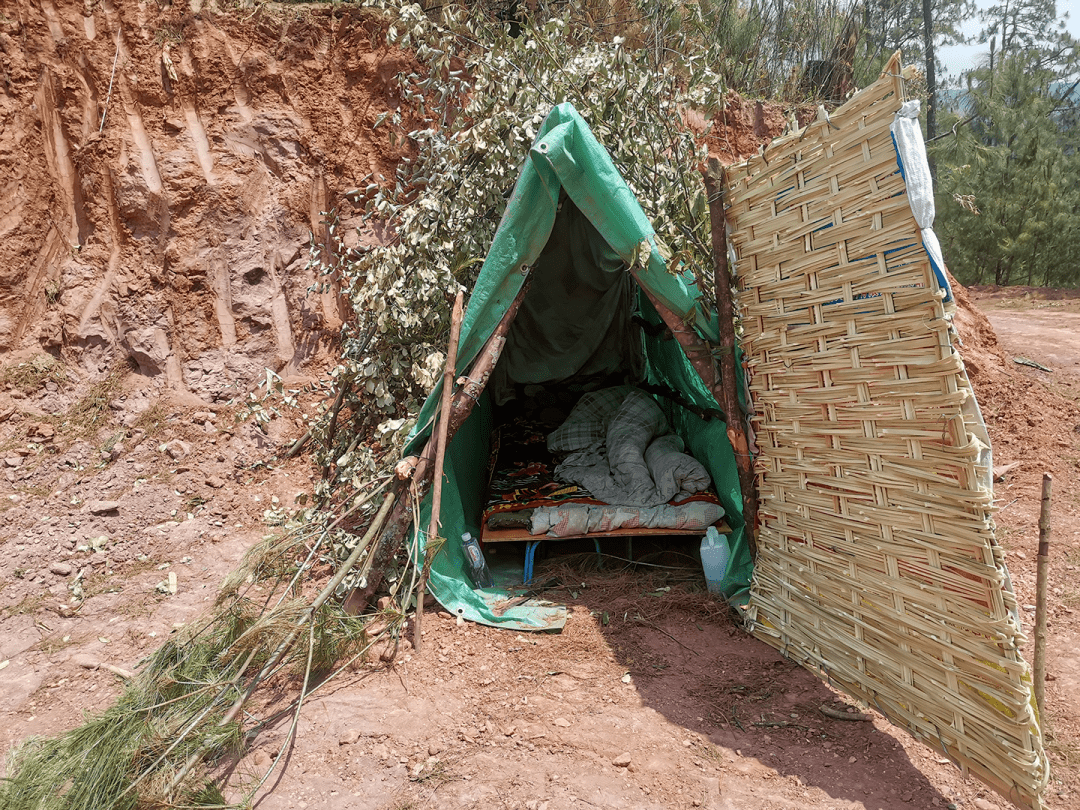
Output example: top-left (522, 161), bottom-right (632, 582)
top-left (937, 0), bottom-right (1080, 76)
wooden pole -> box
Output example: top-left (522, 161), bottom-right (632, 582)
top-left (633, 276), bottom-right (717, 395)
top-left (704, 158), bottom-right (758, 556)
top-left (1034, 472), bottom-right (1052, 721)
top-left (321, 375), bottom-right (353, 481)
top-left (414, 290), bottom-right (464, 654)
top-left (342, 278), bottom-right (531, 614)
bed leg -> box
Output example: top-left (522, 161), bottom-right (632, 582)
top-left (593, 538), bottom-right (603, 571)
top-left (524, 540), bottom-right (541, 584)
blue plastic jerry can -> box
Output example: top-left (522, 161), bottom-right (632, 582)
top-left (700, 526), bottom-right (731, 595)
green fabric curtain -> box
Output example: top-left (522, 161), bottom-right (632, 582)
top-left (488, 199), bottom-right (641, 403)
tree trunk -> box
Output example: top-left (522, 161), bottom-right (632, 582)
top-left (922, 0), bottom-right (937, 153)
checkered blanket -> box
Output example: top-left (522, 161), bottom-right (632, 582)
top-left (546, 387), bottom-right (713, 507)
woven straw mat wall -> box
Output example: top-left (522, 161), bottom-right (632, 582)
top-left (723, 56), bottom-right (1048, 809)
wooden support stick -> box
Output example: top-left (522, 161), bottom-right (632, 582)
top-left (414, 290), bottom-right (464, 654)
top-left (321, 375), bottom-right (353, 481)
top-left (284, 429), bottom-right (312, 458)
top-left (343, 279), bottom-right (531, 614)
top-left (1034, 472), bottom-right (1052, 721)
top-left (705, 158), bottom-right (759, 557)
top-left (633, 277), bottom-right (717, 395)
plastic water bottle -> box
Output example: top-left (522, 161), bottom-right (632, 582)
top-left (700, 526), bottom-right (731, 595)
top-left (461, 532), bottom-right (493, 589)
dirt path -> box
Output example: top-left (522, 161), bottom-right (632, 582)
top-left (971, 289), bottom-right (1080, 778)
top-left (974, 294), bottom-right (1080, 402)
top-left (243, 586), bottom-right (1011, 810)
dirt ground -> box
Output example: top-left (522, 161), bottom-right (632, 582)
top-left (3, 2), bottom-right (1080, 808)
top-left (967, 287), bottom-right (1080, 403)
top-left (2, 287), bottom-right (1079, 810)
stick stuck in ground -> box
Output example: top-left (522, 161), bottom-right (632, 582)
top-left (1034, 472), bottom-right (1052, 721)
top-left (414, 289), bottom-right (465, 654)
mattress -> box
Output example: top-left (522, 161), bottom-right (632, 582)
top-left (481, 418), bottom-right (725, 541)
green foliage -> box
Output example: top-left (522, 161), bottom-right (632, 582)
top-left (309, 604), bottom-right (372, 676)
top-left (976, 0), bottom-right (1078, 56)
top-left (328, 1), bottom-right (724, 429)
top-left (932, 3), bottom-right (1080, 288)
top-left (856, 0), bottom-right (973, 85)
top-left (0, 633), bottom-right (245, 810)
top-left (299, 0), bottom-right (877, 494)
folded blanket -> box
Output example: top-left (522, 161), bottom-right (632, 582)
top-left (645, 434), bottom-right (713, 502)
top-left (531, 500), bottom-right (723, 537)
top-left (547, 387), bottom-right (713, 507)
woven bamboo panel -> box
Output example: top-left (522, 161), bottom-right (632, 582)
top-left (725, 53), bottom-right (1047, 810)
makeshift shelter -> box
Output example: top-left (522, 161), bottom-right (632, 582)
top-left (391, 53), bottom-right (1046, 810)
top-left (398, 101), bottom-right (754, 632)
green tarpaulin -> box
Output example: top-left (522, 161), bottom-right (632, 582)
top-left (402, 103), bottom-right (752, 630)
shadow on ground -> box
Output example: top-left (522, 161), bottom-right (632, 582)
top-left (524, 537), bottom-right (956, 810)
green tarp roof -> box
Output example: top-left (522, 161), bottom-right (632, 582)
top-left (403, 103), bottom-right (751, 630)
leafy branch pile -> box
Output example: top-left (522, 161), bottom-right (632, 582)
top-left (299, 0), bottom-right (926, 504)
top-left (315, 0), bottom-right (731, 496)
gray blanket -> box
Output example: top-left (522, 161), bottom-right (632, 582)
top-left (546, 387), bottom-right (713, 507)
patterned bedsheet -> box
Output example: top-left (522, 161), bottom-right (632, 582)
top-left (483, 419), bottom-right (603, 516)
top-left (482, 418), bottom-right (722, 537)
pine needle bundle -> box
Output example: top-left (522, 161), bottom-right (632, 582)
top-left (0, 484), bottom-right (410, 810)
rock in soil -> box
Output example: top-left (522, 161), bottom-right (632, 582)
top-left (165, 440), bottom-right (192, 460)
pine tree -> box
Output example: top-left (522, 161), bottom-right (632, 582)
top-left (857, 0), bottom-right (972, 141)
top-left (933, 31), bottom-right (1080, 287)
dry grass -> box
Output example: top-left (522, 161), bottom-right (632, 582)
top-left (14, 483), bottom-right (53, 499)
top-left (131, 399), bottom-right (168, 437)
top-left (32, 633), bottom-right (79, 656)
top-left (57, 367), bottom-right (126, 439)
top-left (2, 593), bottom-right (48, 618)
top-left (1, 354), bottom-right (66, 394)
